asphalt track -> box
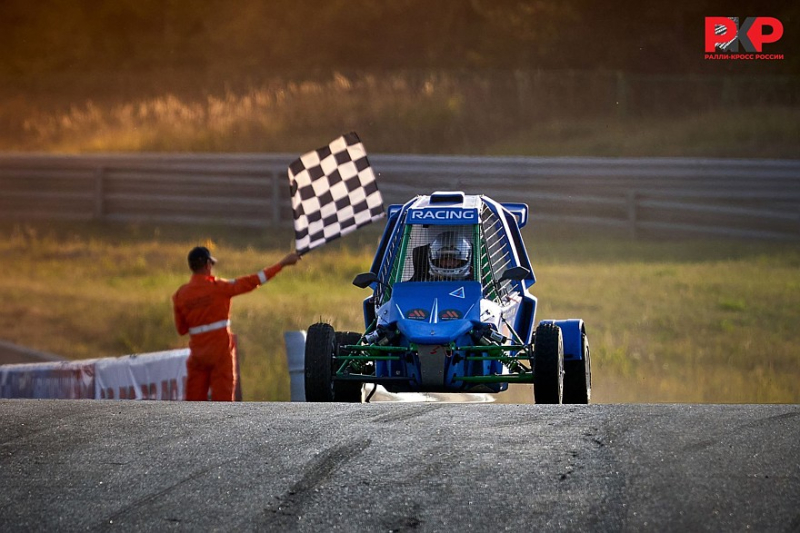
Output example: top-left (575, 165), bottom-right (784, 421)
top-left (1, 400), bottom-right (798, 532)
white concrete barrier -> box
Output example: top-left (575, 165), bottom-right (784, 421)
top-left (283, 331), bottom-right (306, 401)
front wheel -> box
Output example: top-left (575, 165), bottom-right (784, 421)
top-left (305, 323), bottom-right (336, 402)
top-left (532, 323), bottom-right (564, 404)
top-left (563, 332), bottom-right (591, 404)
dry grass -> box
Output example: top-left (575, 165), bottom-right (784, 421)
top-left (5, 72), bottom-right (798, 157)
top-left (487, 106), bottom-right (800, 158)
top-left (15, 73), bottom-right (468, 154)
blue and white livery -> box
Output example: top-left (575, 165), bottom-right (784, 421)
top-left (304, 191), bottom-right (591, 404)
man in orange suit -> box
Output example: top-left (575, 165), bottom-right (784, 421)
top-left (173, 246), bottom-right (301, 401)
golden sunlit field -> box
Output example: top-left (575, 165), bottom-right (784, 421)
top-left (2, 221), bottom-right (798, 403)
top-left (3, 71), bottom-right (799, 158)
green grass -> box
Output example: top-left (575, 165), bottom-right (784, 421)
top-left (530, 234), bottom-right (800, 403)
top-left (1, 221), bottom-right (799, 403)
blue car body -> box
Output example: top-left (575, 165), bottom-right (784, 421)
top-left (340, 191), bottom-right (587, 395)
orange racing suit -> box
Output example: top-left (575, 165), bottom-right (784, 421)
top-left (172, 263), bottom-right (283, 401)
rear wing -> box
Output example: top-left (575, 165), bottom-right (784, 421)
top-left (502, 203), bottom-right (528, 228)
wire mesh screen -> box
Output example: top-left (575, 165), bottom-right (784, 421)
top-left (392, 224), bottom-right (477, 283)
top-left (376, 212), bottom-right (407, 303)
top-left (479, 205), bottom-right (515, 302)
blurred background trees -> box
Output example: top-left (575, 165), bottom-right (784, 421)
top-left (2, 0), bottom-right (797, 79)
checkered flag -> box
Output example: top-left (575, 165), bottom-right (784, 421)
top-left (288, 133), bottom-right (385, 255)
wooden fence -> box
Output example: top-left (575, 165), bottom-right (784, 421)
top-left (1, 153), bottom-right (798, 240)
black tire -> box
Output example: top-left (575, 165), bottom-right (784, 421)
top-left (563, 332), bottom-right (592, 404)
top-left (334, 331), bottom-right (363, 403)
top-left (532, 323), bottom-right (564, 404)
top-left (304, 323), bottom-right (336, 402)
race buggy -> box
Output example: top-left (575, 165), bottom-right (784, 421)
top-left (304, 191), bottom-right (591, 404)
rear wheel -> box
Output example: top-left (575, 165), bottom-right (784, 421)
top-left (563, 333), bottom-right (591, 404)
top-left (334, 331), bottom-right (364, 403)
top-left (305, 323), bottom-right (336, 402)
top-left (532, 323), bottom-right (564, 404)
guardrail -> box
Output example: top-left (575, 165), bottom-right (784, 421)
top-left (1, 153), bottom-right (798, 240)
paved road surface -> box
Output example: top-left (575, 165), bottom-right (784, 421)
top-left (1, 401), bottom-right (798, 532)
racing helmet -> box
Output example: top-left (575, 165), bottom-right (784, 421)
top-left (429, 231), bottom-right (472, 279)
